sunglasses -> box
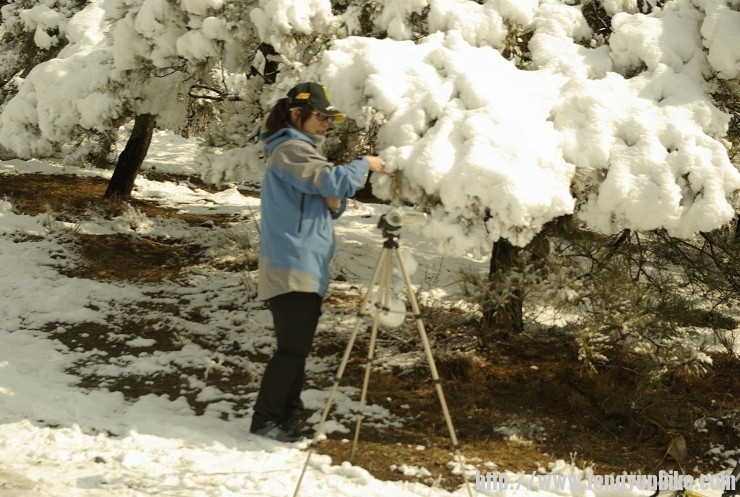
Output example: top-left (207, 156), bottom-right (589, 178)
top-left (311, 111), bottom-right (334, 123)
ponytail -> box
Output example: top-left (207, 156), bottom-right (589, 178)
top-left (264, 97), bottom-right (313, 136)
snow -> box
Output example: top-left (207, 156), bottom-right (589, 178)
top-left (0, 137), bottom-right (468, 496)
top-left (312, 0), bottom-right (740, 251)
top-left (0, 131), bottom-right (489, 496)
top-left (701, 1), bottom-right (740, 79)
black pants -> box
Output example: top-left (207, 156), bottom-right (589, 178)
top-left (251, 292), bottom-right (322, 430)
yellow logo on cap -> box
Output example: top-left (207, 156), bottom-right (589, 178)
top-left (295, 92), bottom-right (311, 100)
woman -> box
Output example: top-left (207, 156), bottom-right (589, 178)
top-left (251, 82), bottom-right (387, 442)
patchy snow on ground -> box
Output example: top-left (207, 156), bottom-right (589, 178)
top-left (1, 131), bottom-right (737, 496)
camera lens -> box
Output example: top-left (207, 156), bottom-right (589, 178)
top-left (387, 211), bottom-right (403, 227)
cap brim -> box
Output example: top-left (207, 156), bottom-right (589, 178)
top-left (319, 111), bottom-right (345, 122)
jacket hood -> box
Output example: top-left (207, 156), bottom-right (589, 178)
top-left (261, 127), bottom-right (325, 154)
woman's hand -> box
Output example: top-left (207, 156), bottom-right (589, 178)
top-left (365, 156), bottom-right (392, 175)
top-left (325, 197), bottom-right (342, 212)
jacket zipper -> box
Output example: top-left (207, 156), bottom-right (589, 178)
top-left (297, 194), bottom-right (305, 232)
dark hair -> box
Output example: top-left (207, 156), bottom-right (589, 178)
top-left (265, 98), bottom-right (314, 135)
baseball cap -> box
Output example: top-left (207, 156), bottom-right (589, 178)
top-left (287, 82), bottom-right (345, 122)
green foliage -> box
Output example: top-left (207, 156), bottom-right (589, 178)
top-left (0, 0), bottom-right (87, 104)
top-left (61, 128), bottom-right (119, 169)
top-left (538, 225), bottom-right (737, 383)
top-left (460, 235), bottom-right (549, 340)
top-left (712, 78), bottom-right (740, 165)
top-left (461, 219), bottom-right (738, 385)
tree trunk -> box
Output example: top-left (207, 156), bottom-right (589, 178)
top-left (482, 239), bottom-right (524, 335)
top-left (104, 114), bottom-right (156, 199)
top-left (479, 230), bottom-right (551, 339)
top-left (249, 43), bottom-right (279, 84)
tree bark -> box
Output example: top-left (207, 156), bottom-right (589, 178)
top-left (482, 239), bottom-right (524, 334)
top-left (480, 231), bottom-right (550, 339)
top-left (249, 43), bottom-right (279, 84)
top-left (104, 114), bottom-right (156, 199)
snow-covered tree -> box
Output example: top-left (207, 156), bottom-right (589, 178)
top-left (231, 0), bottom-right (740, 336)
top-left (101, 0), bottom-right (255, 196)
top-left (0, 0), bottom-right (265, 193)
top-left (2, 0), bottom-right (738, 239)
top-left (0, 0), bottom-right (88, 106)
top-left (0, 0), bottom-right (119, 163)
top-left (196, 0), bottom-right (740, 249)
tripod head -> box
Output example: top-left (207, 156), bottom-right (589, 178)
top-left (377, 207), bottom-right (427, 246)
top-left (377, 213), bottom-right (401, 247)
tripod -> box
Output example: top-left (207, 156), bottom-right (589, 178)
top-left (293, 214), bottom-right (474, 497)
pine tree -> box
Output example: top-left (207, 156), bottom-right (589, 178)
top-left (0, 0), bottom-right (264, 194)
top-left (0, 0), bottom-right (88, 106)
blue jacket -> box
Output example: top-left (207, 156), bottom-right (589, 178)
top-left (257, 127), bottom-right (370, 300)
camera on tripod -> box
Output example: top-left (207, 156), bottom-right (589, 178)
top-left (377, 207), bottom-right (427, 233)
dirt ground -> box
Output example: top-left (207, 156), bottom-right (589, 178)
top-left (1, 171), bottom-right (738, 491)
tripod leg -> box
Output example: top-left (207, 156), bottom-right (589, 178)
top-left (393, 247), bottom-right (475, 497)
top-left (349, 247), bottom-right (393, 463)
top-left (293, 247), bottom-right (386, 497)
